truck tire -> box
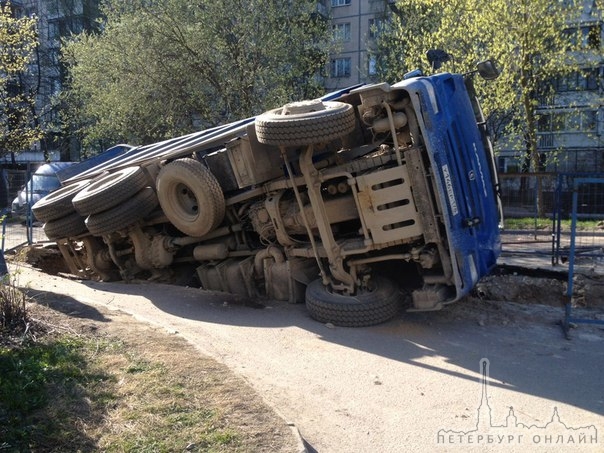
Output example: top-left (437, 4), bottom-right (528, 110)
top-left (43, 212), bottom-right (88, 240)
top-left (85, 187), bottom-right (158, 236)
top-left (255, 100), bottom-right (355, 147)
top-left (32, 180), bottom-right (90, 222)
top-left (156, 158), bottom-right (225, 237)
top-left (305, 276), bottom-right (401, 327)
top-left (72, 166), bottom-right (148, 216)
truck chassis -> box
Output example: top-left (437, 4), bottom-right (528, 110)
top-left (33, 72), bottom-right (502, 327)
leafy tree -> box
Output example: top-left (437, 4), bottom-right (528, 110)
top-left (0, 2), bottom-right (41, 161)
top-left (372, 0), bottom-right (586, 173)
top-left (62, 0), bottom-right (332, 151)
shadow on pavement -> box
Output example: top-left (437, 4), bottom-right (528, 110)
top-left (22, 287), bottom-right (111, 323)
top-left (70, 276), bottom-right (604, 419)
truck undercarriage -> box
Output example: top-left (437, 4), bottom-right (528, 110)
top-left (33, 71), bottom-right (502, 326)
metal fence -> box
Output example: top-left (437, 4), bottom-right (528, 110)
top-left (0, 165), bottom-right (50, 253)
top-left (499, 172), bottom-right (604, 274)
top-left (1, 212), bottom-right (48, 252)
top-left (551, 173), bottom-right (604, 273)
top-left (500, 172), bottom-right (604, 220)
top-left (499, 173), bottom-right (558, 219)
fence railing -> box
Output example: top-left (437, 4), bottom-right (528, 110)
top-left (499, 172), bottom-right (604, 273)
top-left (499, 173), bottom-right (558, 220)
top-left (1, 209), bottom-right (48, 253)
top-left (500, 172), bottom-right (604, 220)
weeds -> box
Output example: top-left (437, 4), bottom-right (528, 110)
top-left (0, 336), bottom-right (100, 450)
top-left (0, 280), bottom-right (28, 334)
top-left (0, 304), bottom-right (254, 451)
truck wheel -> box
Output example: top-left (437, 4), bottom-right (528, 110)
top-left (72, 166), bottom-right (148, 216)
top-left (32, 180), bottom-right (90, 222)
top-left (255, 100), bottom-right (356, 147)
top-left (305, 276), bottom-right (401, 327)
top-left (43, 212), bottom-right (88, 240)
top-left (156, 158), bottom-right (225, 237)
top-left (85, 187), bottom-right (158, 236)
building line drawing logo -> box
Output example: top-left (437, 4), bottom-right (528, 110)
top-left (436, 358), bottom-right (598, 446)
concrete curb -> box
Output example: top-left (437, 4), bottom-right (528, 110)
top-left (287, 422), bottom-right (309, 453)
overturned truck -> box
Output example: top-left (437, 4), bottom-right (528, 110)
top-left (33, 64), bottom-right (502, 327)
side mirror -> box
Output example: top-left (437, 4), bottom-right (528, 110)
top-left (427, 49), bottom-right (452, 71)
top-left (476, 60), bottom-right (500, 80)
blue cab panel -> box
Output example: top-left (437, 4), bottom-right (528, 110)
top-left (397, 73), bottom-right (501, 302)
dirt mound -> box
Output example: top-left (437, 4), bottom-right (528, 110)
top-left (10, 243), bottom-right (70, 276)
top-left (475, 272), bottom-right (604, 310)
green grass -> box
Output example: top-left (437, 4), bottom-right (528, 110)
top-left (0, 332), bottom-right (246, 452)
top-left (0, 336), bottom-right (109, 451)
top-left (503, 217), bottom-right (602, 231)
top-left (0, 274), bottom-right (289, 452)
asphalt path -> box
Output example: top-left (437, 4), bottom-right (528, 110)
top-left (15, 265), bottom-right (604, 452)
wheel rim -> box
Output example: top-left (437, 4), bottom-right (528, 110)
top-left (175, 182), bottom-right (199, 220)
top-left (86, 167), bottom-right (136, 193)
top-left (156, 158), bottom-right (225, 237)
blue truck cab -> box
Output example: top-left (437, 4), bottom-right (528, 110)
top-left (396, 72), bottom-right (502, 308)
top-left (324, 66), bottom-right (503, 311)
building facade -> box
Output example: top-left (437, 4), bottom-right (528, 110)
top-left (324, 1), bottom-right (603, 177)
top-left (323, 0), bottom-right (390, 90)
top-left (535, 1), bottom-right (603, 174)
top-left (4, 0), bottom-right (602, 177)
top-left (4, 0), bottom-right (99, 165)
top-left (495, 1), bottom-right (603, 175)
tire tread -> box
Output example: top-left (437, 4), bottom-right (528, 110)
top-left (305, 277), bottom-right (401, 327)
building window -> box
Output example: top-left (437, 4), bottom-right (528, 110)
top-left (368, 18), bottom-right (385, 39)
top-left (331, 0), bottom-right (351, 7)
top-left (48, 21), bottom-right (60, 40)
top-left (67, 16), bottom-right (85, 35)
top-left (332, 22), bottom-right (351, 42)
top-left (331, 58), bottom-right (351, 78)
top-left (565, 24), bottom-right (603, 50)
top-left (368, 56), bottom-right (377, 76)
top-left (537, 110), bottom-right (598, 133)
top-left (567, 112), bottom-right (582, 131)
top-left (582, 24), bottom-right (602, 49)
top-left (537, 113), bottom-right (550, 132)
top-left (554, 68), bottom-right (600, 92)
top-left (581, 110), bottom-right (597, 132)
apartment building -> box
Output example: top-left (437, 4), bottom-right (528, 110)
top-left (323, 0), bottom-right (390, 90)
top-left (495, 1), bottom-right (603, 174)
top-left (325, 1), bottom-right (602, 176)
top-left (535, 1), bottom-right (603, 174)
top-left (4, 0), bottom-right (601, 175)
